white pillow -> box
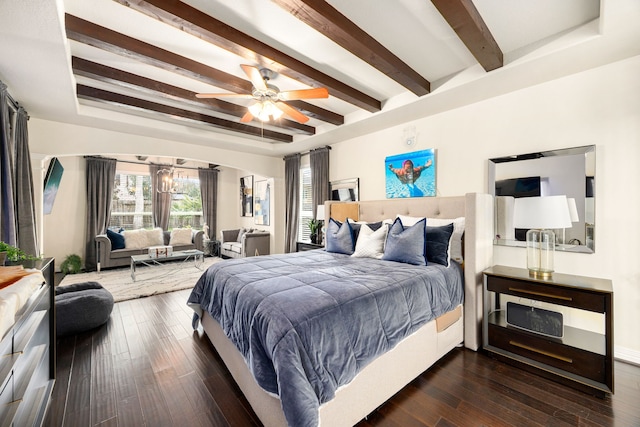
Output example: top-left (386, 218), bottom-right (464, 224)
top-left (396, 214), bottom-right (424, 226)
top-left (428, 217), bottom-right (465, 263)
top-left (169, 228), bottom-right (192, 246)
top-left (123, 229), bottom-right (148, 249)
top-left (145, 227), bottom-right (165, 247)
top-left (351, 223), bottom-right (388, 259)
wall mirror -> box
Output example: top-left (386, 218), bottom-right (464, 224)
top-left (330, 178), bottom-right (359, 202)
top-left (488, 145), bottom-right (595, 253)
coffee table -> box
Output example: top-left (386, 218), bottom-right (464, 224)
top-left (130, 249), bottom-right (204, 281)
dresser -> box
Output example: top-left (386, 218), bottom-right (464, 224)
top-left (0, 258), bottom-right (56, 426)
top-left (483, 265), bottom-right (613, 397)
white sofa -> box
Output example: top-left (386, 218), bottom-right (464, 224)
top-left (220, 228), bottom-right (270, 258)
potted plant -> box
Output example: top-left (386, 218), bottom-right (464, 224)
top-left (0, 241), bottom-right (26, 265)
top-left (307, 219), bottom-right (322, 243)
top-left (0, 241), bottom-right (40, 267)
top-left (60, 254), bottom-right (83, 274)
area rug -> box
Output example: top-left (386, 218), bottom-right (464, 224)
top-left (59, 257), bottom-right (222, 303)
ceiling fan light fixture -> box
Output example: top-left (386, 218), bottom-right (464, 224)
top-left (249, 100), bottom-right (283, 122)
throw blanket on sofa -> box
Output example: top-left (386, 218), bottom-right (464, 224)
top-left (187, 250), bottom-right (463, 427)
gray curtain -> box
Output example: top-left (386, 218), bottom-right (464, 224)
top-left (0, 82), bottom-right (17, 245)
top-left (14, 107), bottom-right (38, 256)
top-left (198, 168), bottom-right (218, 239)
top-left (149, 164), bottom-right (172, 230)
top-left (85, 157), bottom-right (117, 271)
top-left (284, 153), bottom-right (300, 253)
top-left (310, 147), bottom-right (330, 220)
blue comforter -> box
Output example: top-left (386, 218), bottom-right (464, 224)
top-left (187, 250), bottom-right (463, 427)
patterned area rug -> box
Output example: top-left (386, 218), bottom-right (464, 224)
top-left (59, 256), bottom-right (222, 302)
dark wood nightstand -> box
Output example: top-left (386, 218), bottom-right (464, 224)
top-left (483, 265), bottom-right (613, 397)
top-left (296, 241), bottom-right (324, 252)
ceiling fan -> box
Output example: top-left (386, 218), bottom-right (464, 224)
top-left (196, 64), bottom-right (328, 124)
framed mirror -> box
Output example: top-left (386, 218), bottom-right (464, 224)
top-left (489, 145), bottom-right (595, 253)
top-left (330, 178), bottom-right (359, 202)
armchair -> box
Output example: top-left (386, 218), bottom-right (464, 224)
top-left (220, 228), bottom-right (270, 258)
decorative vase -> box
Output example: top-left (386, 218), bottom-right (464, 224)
top-left (310, 234), bottom-right (317, 244)
top-left (0, 252), bottom-right (6, 266)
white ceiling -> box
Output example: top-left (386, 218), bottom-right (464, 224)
top-left (0, 0), bottom-right (619, 159)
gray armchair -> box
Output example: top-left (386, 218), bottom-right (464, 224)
top-left (220, 228), bottom-right (270, 258)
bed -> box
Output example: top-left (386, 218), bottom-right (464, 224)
top-left (188, 193), bottom-right (493, 426)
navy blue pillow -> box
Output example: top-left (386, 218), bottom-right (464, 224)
top-left (425, 223), bottom-right (454, 266)
top-left (382, 217), bottom-right (426, 266)
top-left (325, 218), bottom-right (355, 255)
top-left (106, 229), bottom-right (125, 250)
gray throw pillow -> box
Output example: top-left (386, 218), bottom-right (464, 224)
top-left (382, 217), bottom-right (426, 266)
top-left (325, 218), bottom-right (355, 255)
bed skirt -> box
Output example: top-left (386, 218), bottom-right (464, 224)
top-left (201, 304), bottom-right (464, 427)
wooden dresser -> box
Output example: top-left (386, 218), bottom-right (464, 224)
top-left (483, 265), bottom-right (613, 397)
top-left (0, 258), bottom-right (56, 425)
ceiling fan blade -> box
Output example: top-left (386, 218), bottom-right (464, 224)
top-left (196, 93), bottom-right (252, 99)
top-left (279, 87), bottom-right (329, 101)
top-left (240, 111), bottom-right (254, 123)
top-left (275, 101), bottom-right (309, 124)
top-left (240, 64), bottom-right (267, 91)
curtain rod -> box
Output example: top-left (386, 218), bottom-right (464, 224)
top-left (283, 145), bottom-right (331, 160)
top-left (84, 156), bottom-right (218, 171)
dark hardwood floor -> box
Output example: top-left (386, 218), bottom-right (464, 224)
top-left (44, 288), bottom-right (640, 427)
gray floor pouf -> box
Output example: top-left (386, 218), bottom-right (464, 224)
top-left (55, 281), bottom-right (114, 337)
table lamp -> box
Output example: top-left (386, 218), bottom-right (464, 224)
top-left (513, 196), bottom-right (572, 278)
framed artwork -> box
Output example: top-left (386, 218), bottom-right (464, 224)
top-left (385, 149), bottom-right (436, 198)
top-left (240, 175), bottom-right (253, 217)
top-left (254, 179), bottom-right (271, 225)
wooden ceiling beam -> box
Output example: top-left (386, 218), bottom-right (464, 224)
top-left (72, 56), bottom-right (315, 135)
top-left (76, 85), bottom-right (294, 143)
top-left (113, 0), bottom-right (381, 113)
top-left (65, 14), bottom-right (338, 125)
top-left (272, 0), bottom-right (430, 96)
top-left (431, 0), bottom-right (503, 71)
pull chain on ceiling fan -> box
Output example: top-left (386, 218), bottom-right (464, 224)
top-left (196, 64), bottom-right (328, 124)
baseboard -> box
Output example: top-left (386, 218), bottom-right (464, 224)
top-left (615, 345), bottom-right (640, 366)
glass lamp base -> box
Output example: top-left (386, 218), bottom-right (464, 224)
top-left (525, 228), bottom-right (556, 278)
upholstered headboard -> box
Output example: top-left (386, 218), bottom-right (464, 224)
top-left (325, 193), bottom-right (494, 350)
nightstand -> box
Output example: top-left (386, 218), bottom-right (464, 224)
top-left (296, 241), bottom-right (324, 252)
top-left (483, 265), bottom-right (613, 397)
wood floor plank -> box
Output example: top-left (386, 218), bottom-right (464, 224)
top-left (46, 286), bottom-right (640, 427)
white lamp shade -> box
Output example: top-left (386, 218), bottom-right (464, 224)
top-left (513, 196), bottom-right (572, 229)
top-left (567, 198), bottom-right (579, 222)
top-left (316, 205), bottom-right (325, 221)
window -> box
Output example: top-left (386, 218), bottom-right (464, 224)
top-left (109, 173), bottom-right (152, 230)
top-left (109, 170), bottom-right (203, 230)
top-left (168, 174), bottom-right (203, 229)
top-left (298, 167), bottom-right (313, 241)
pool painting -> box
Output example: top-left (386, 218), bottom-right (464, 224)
top-left (385, 149), bottom-right (436, 198)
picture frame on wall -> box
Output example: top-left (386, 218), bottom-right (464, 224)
top-left (385, 148), bottom-right (436, 198)
top-left (240, 175), bottom-right (253, 217)
top-left (254, 179), bottom-right (271, 226)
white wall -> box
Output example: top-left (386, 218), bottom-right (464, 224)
top-left (329, 56), bottom-right (640, 362)
top-left (41, 156), bottom-right (86, 264)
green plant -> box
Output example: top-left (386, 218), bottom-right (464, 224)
top-left (60, 254), bottom-right (83, 274)
top-left (307, 219), bottom-right (322, 236)
top-left (0, 241), bottom-right (27, 262)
